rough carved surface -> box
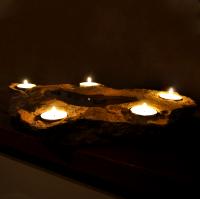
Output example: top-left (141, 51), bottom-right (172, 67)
top-left (9, 83), bottom-right (196, 145)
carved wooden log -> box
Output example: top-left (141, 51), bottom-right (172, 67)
top-left (9, 83), bottom-right (196, 145)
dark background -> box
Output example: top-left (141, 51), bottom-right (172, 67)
top-left (0, 0), bottom-right (200, 99)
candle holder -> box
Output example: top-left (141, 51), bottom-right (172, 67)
top-left (9, 83), bottom-right (196, 145)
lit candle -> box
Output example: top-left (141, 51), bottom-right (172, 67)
top-left (159, 87), bottom-right (182, 101)
top-left (130, 103), bottom-right (158, 116)
top-left (17, 79), bottom-right (36, 89)
top-left (80, 76), bottom-right (101, 87)
top-left (40, 106), bottom-right (68, 121)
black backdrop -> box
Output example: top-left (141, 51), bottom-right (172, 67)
top-left (0, 0), bottom-right (200, 99)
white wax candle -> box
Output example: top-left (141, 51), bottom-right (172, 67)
top-left (159, 87), bottom-right (182, 101)
top-left (130, 103), bottom-right (157, 116)
top-left (80, 77), bottom-right (101, 87)
top-left (41, 106), bottom-right (68, 121)
top-left (17, 79), bottom-right (36, 89)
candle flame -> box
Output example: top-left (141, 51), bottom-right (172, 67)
top-left (51, 106), bottom-right (57, 112)
top-left (142, 103), bottom-right (148, 107)
top-left (23, 79), bottom-right (29, 84)
top-left (168, 87), bottom-right (174, 94)
top-left (141, 103), bottom-right (155, 110)
top-left (87, 77), bottom-right (92, 83)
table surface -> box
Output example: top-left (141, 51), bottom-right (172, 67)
top-left (0, 87), bottom-right (198, 196)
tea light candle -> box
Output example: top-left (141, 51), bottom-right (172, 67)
top-left (80, 77), bottom-right (101, 87)
top-left (130, 103), bottom-right (158, 116)
top-left (17, 79), bottom-right (36, 89)
top-left (159, 87), bottom-right (182, 101)
top-left (41, 106), bottom-right (68, 121)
